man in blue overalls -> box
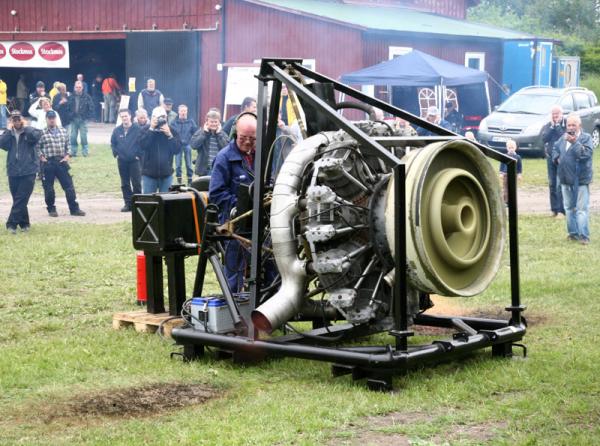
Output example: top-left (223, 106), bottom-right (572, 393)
top-left (208, 113), bottom-right (257, 293)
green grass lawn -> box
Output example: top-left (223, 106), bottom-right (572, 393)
top-left (1, 143), bottom-right (600, 444)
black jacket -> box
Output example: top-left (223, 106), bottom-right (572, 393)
top-left (139, 126), bottom-right (182, 178)
top-left (52, 93), bottom-right (72, 126)
top-left (541, 119), bottom-right (566, 158)
top-left (552, 132), bottom-right (594, 186)
top-left (66, 92), bottom-right (95, 121)
top-left (0, 127), bottom-right (43, 177)
top-left (190, 128), bottom-right (229, 175)
top-left (171, 118), bottom-right (198, 145)
top-left (111, 123), bottom-right (143, 162)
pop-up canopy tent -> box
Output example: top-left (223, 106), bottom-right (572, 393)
top-left (340, 50), bottom-right (491, 127)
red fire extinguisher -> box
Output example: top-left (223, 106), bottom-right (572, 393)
top-left (136, 251), bottom-right (147, 305)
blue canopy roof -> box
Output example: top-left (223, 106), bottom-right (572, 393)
top-left (340, 50), bottom-right (489, 87)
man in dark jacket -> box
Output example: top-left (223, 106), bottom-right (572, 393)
top-left (552, 114), bottom-right (594, 245)
top-left (52, 83), bottom-right (71, 128)
top-left (139, 106), bottom-right (182, 193)
top-left (541, 105), bottom-right (566, 217)
top-left (67, 81), bottom-right (95, 157)
top-left (111, 109), bottom-right (142, 211)
top-left (0, 111), bottom-right (42, 233)
top-left (137, 79), bottom-right (164, 114)
top-left (171, 104), bottom-right (198, 185)
top-left (190, 108), bottom-right (229, 177)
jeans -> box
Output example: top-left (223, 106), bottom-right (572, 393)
top-left (142, 175), bottom-right (172, 194)
top-left (0, 104), bottom-right (7, 128)
top-left (6, 174), bottom-right (36, 229)
top-left (103, 93), bottom-right (116, 123)
top-left (175, 144), bottom-right (193, 181)
top-left (41, 159), bottom-right (81, 213)
top-left (562, 183), bottom-right (590, 241)
top-left (546, 157), bottom-right (564, 214)
top-left (70, 117), bottom-right (89, 156)
top-left (118, 159), bottom-right (141, 205)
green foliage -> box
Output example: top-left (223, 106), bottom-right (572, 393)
top-left (581, 46), bottom-right (600, 77)
top-left (581, 74), bottom-right (600, 100)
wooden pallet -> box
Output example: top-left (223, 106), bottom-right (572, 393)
top-left (112, 310), bottom-right (184, 337)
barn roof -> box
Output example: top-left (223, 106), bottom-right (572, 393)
top-left (245, 0), bottom-right (537, 40)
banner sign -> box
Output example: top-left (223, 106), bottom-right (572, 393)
top-left (0, 41), bottom-right (70, 68)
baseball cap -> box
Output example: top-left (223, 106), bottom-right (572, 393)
top-left (164, 97), bottom-right (174, 105)
top-left (46, 110), bottom-right (57, 118)
top-left (427, 106), bottom-right (440, 116)
top-left (36, 81), bottom-right (45, 88)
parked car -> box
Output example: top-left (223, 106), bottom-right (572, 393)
top-left (478, 86), bottom-right (600, 156)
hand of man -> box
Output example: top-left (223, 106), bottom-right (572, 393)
top-left (566, 132), bottom-right (577, 144)
top-left (60, 154), bottom-right (70, 163)
top-left (160, 124), bottom-right (172, 138)
top-left (40, 155), bottom-right (47, 163)
top-left (203, 122), bottom-right (209, 132)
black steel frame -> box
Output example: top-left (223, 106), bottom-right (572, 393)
top-left (171, 58), bottom-right (526, 390)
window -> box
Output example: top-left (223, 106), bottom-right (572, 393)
top-left (560, 95), bottom-right (574, 113)
top-left (389, 46), bottom-right (412, 59)
top-left (573, 92), bottom-right (591, 110)
top-left (465, 52), bottom-right (485, 71)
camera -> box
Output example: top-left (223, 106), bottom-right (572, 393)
top-left (155, 116), bottom-right (167, 128)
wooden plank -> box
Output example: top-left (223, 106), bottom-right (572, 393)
top-left (112, 310), bottom-right (183, 337)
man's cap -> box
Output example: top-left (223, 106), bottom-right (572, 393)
top-left (427, 106), bottom-right (440, 116)
top-left (9, 110), bottom-right (22, 118)
top-left (46, 110), bottom-right (57, 119)
top-left (36, 81), bottom-right (45, 88)
top-left (164, 97), bottom-right (174, 105)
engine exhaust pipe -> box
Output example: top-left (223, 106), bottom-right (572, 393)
top-left (252, 133), bottom-right (332, 333)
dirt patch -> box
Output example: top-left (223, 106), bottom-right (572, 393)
top-left (328, 411), bottom-right (507, 445)
top-left (44, 382), bottom-right (219, 422)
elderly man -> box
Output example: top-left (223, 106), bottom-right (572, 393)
top-left (416, 106), bottom-right (452, 136)
top-left (552, 115), bottom-right (594, 245)
top-left (209, 113), bottom-right (257, 293)
top-left (137, 79), bottom-right (164, 113)
top-left (138, 106), bottom-right (181, 193)
top-left (37, 110), bottom-right (85, 217)
top-left (135, 109), bottom-right (149, 129)
top-left (67, 80), bottom-right (95, 157)
top-left (0, 111), bottom-right (42, 233)
top-left (541, 105), bottom-right (566, 218)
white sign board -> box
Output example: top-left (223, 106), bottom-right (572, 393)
top-left (0, 41), bottom-right (70, 68)
top-left (224, 66), bottom-right (260, 107)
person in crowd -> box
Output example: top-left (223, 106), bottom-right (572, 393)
top-left (111, 109), bottom-right (142, 212)
top-left (171, 104), bottom-right (198, 185)
top-left (36, 110), bottom-right (85, 217)
top-left (445, 101), bottom-right (464, 134)
top-left (101, 74), bottom-right (120, 124)
top-left (29, 97), bottom-right (61, 130)
top-left (74, 74), bottom-right (88, 95)
top-left (190, 108), bottom-right (229, 177)
top-left (541, 105), bottom-right (566, 218)
top-left (222, 96), bottom-right (256, 136)
top-left (137, 78), bottom-right (164, 113)
top-left (16, 74), bottom-right (28, 113)
top-left (464, 131), bottom-right (477, 141)
top-left (135, 108), bottom-right (150, 129)
top-left (0, 111), bottom-right (43, 233)
top-left (209, 113), bottom-right (257, 293)
top-left (90, 74), bottom-right (104, 122)
top-left (394, 117), bottom-right (417, 136)
top-left (416, 106), bottom-right (452, 136)
top-left (0, 77), bottom-right (8, 129)
top-left (52, 83), bottom-right (71, 128)
top-left (163, 98), bottom-right (177, 124)
top-left (67, 80), bottom-right (94, 157)
top-left (29, 81), bottom-right (49, 106)
top-left (138, 106), bottom-right (181, 193)
top-left (499, 139), bottom-right (523, 206)
top-left (48, 81), bottom-right (60, 102)
top-left (278, 84), bottom-right (297, 127)
top-left (552, 114), bottom-right (594, 245)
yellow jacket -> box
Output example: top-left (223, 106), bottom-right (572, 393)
top-left (0, 80), bottom-right (7, 105)
top-left (279, 94), bottom-right (297, 125)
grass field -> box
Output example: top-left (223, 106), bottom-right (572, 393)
top-left (1, 145), bottom-right (600, 444)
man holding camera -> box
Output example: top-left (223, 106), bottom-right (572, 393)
top-left (0, 111), bottom-right (42, 233)
top-left (552, 114), bottom-right (594, 245)
top-left (138, 106), bottom-right (182, 193)
top-left (542, 105), bottom-right (566, 218)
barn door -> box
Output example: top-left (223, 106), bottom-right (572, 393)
top-left (126, 32), bottom-right (200, 121)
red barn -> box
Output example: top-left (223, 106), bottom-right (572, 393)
top-left (0, 0), bottom-right (536, 121)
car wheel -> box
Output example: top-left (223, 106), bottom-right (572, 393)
top-left (592, 127), bottom-right (600, 148)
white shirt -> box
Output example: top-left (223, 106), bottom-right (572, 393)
top-left (28, 99), bottom-right (62, 130)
